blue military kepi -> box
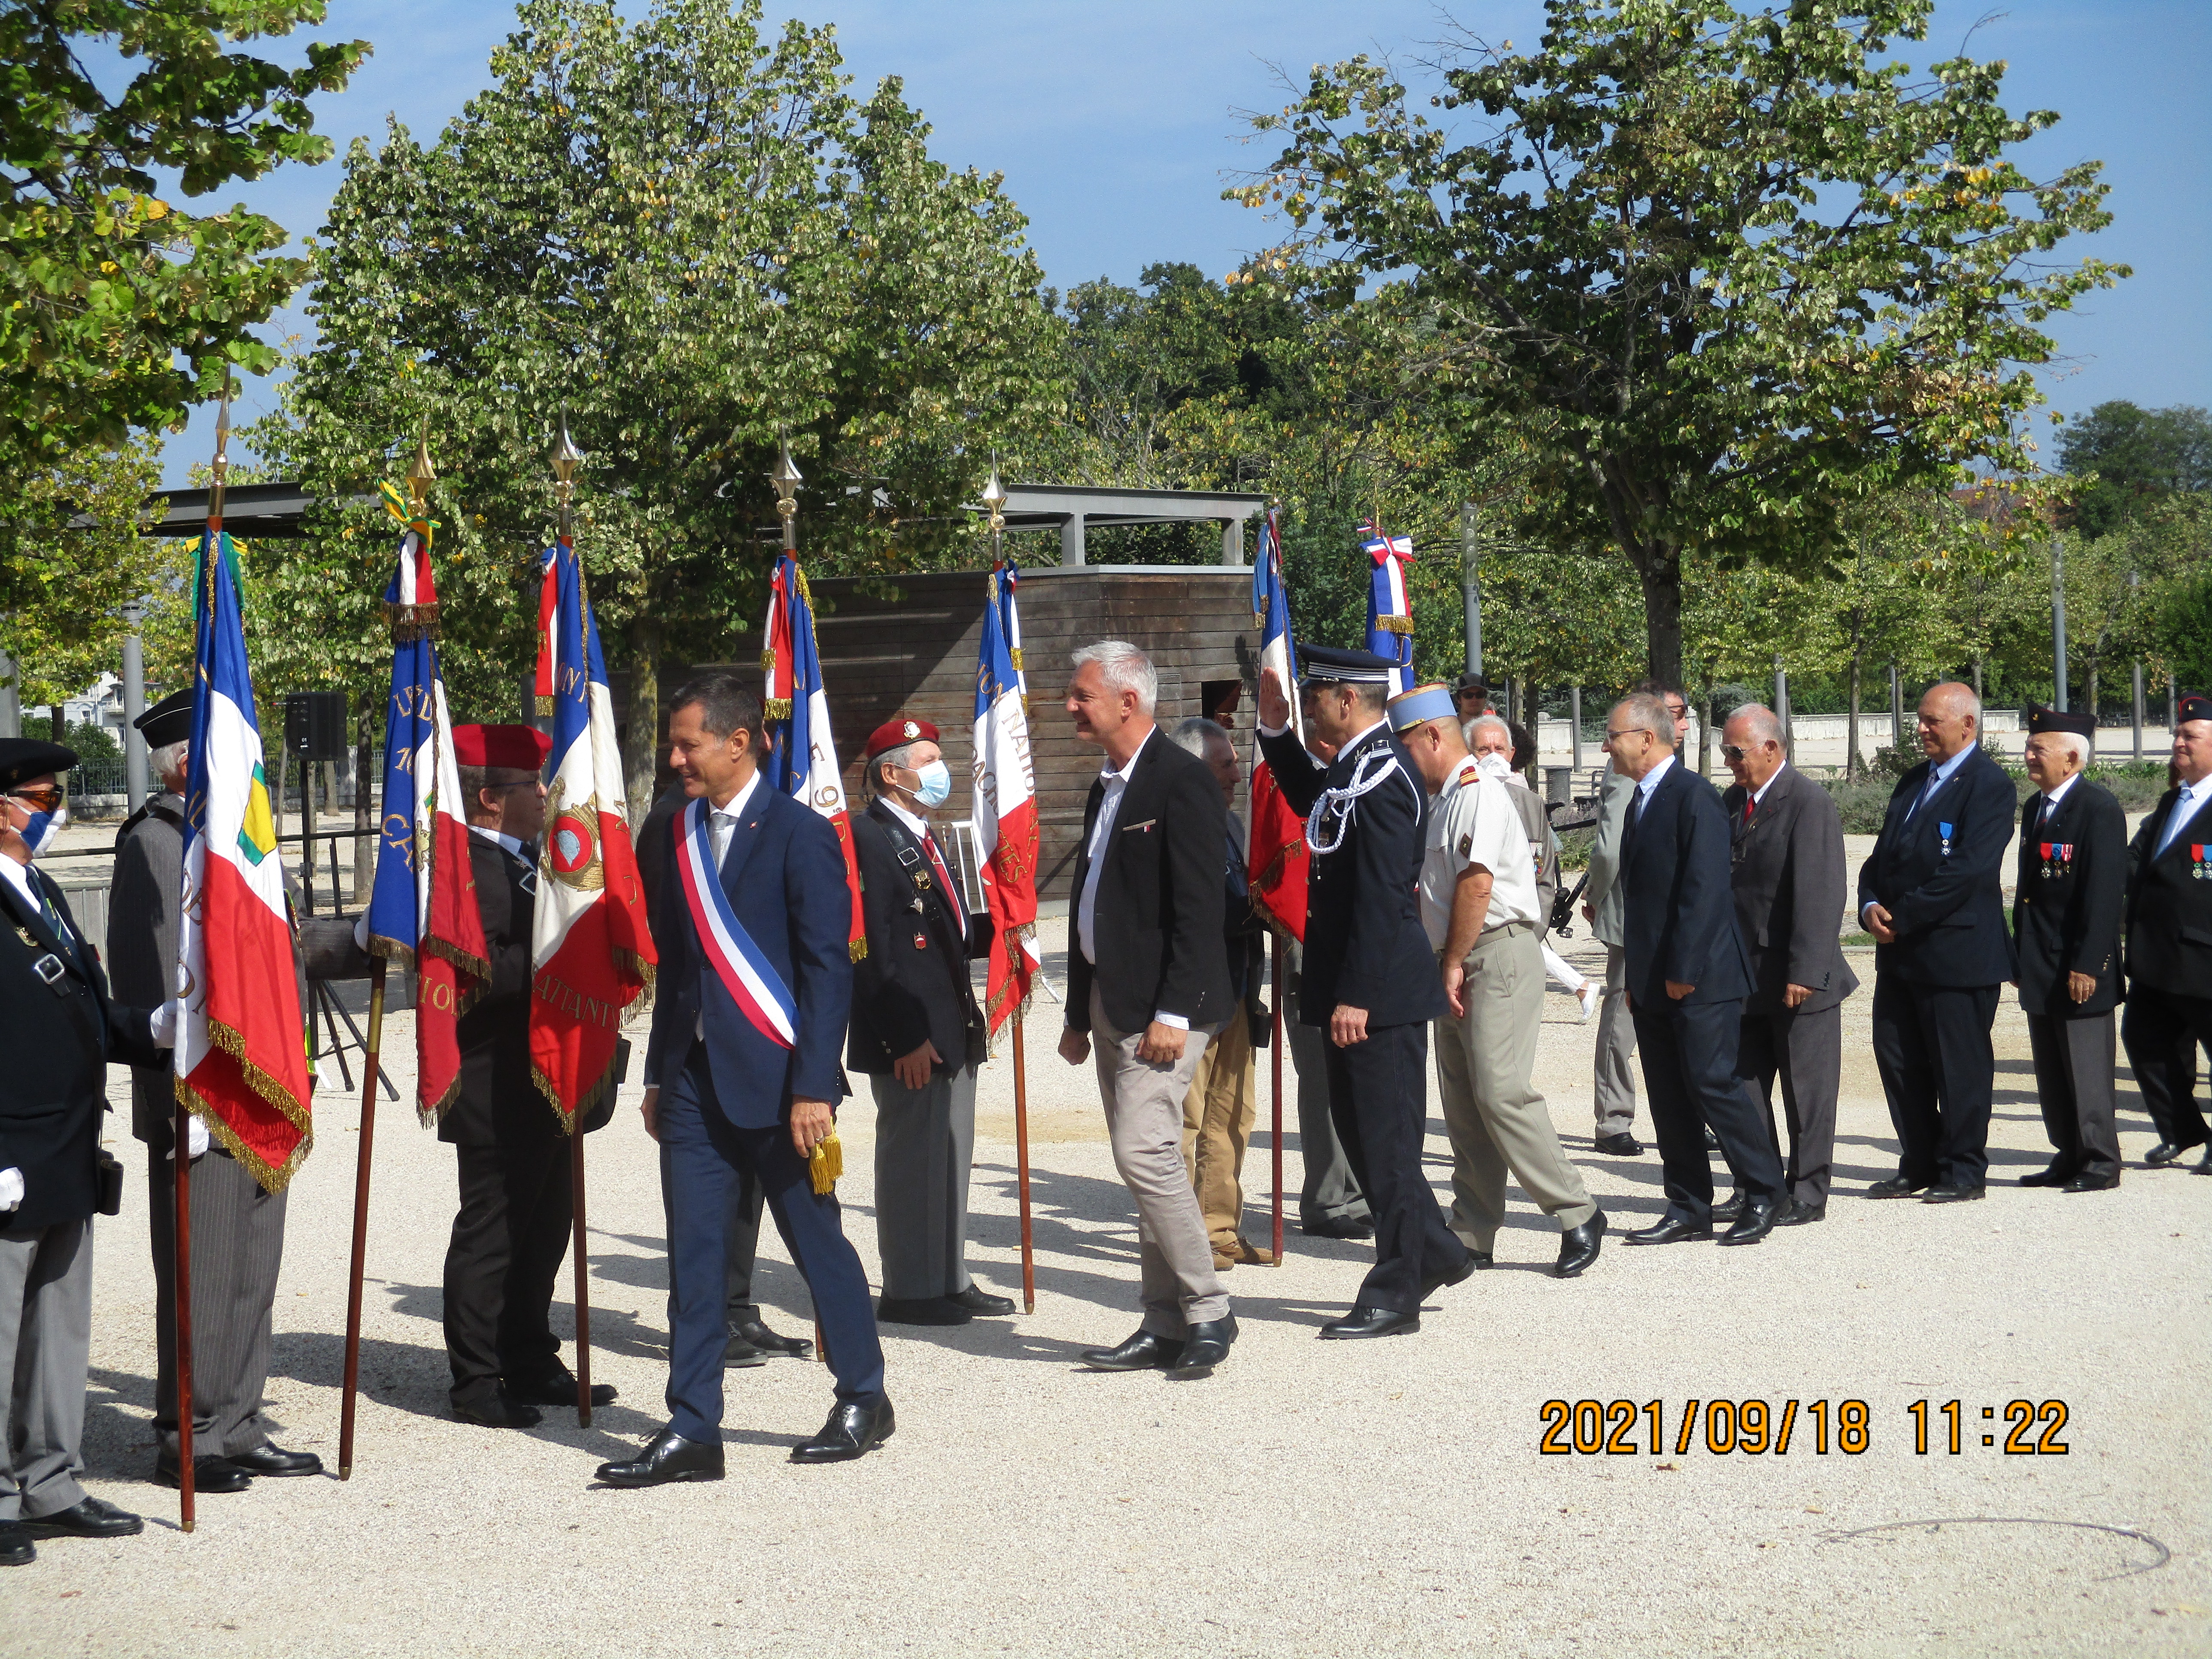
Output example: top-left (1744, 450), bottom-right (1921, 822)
top-left (133, 687), bottom-right (193, 749)
top-left (2025, 704), bottom-right (2096, 740)
top-left (0, 738), bottom-right (77, 792)
top-left (1297, 643), bottom-right (1399, 685)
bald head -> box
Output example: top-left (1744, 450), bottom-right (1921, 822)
top-left (1916, 682), bottom-right (1981, 764)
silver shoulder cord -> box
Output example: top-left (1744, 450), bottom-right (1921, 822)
top-left (1306, 747), bottom-right (1407, 856)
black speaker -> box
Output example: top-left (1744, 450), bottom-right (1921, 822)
top-left (284, 690), bottom-right (349, 761)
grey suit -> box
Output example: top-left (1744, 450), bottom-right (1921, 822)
top-left (1722, 766), bottom-right (1859, 1206)
top-left (108, 791), bottom-right (290, 1458)
top-left (1581, 766), bottom-right (1640, 1137)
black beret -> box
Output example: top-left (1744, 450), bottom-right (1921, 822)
top-left (0, 739), bottom-right (78, 792)
top-left (2180, 692), bottom-right (2212, 726)
top-left (134, 688), bottom-right (194, 750)
top-left (2025, 704), bottom-right (2096, 740)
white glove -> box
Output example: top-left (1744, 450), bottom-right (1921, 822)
top-left (148, 1000), bottom-right (179, 1048)
top-left (165, 1117), bottom-right (210, 1161)
top-left (352, 912), bottom-right (370, 951)
top-left (0, 1167), bottom-right (22, 1212)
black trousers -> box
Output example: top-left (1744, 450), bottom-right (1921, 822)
top-left (444, 1129), bottom-right (573, 1407)
top-left (660, 1140), bottom-right (766, 1326)
top-left (1321, 1021), bottom-right (1466, 1314)
top-left (1870, 976), bottom-right (2000, 1188)
top-left (1735, 1002), bottom-right (1843, 1206)
top-left (1633, 996), bottom-right (1784, 1221)
top-left (2026, 1011), bottom-right (2122, 1181)
top-left (2120, 986), bottom-right (2212, 1150)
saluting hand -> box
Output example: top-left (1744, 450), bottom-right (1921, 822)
top-left (1258, 666), bottom-right (1291, 731)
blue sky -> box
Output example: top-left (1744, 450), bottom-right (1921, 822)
top-left (163, 0), bottom-right (2209, 484)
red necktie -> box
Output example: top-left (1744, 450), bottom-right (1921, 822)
top-left (1744, 799), bottom-right (1755, 826)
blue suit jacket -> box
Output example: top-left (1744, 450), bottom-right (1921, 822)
top-left (1619, 759), bottom-right (1754, 1010)
top-left (1855, 745), bottom-right (2017, 988)
top-left (643, 784), bottom-right (853, 1126)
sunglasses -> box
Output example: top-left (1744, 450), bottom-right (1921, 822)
top-left (1720, 744), bottom-right (1750, 761)
top-left (7, 785), bottom-right (64, 812)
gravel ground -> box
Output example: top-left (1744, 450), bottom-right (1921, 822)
top-left (6, 919), bottom-right (2208, 1659)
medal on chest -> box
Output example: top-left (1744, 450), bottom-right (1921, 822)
top-left (2039, 841), bottom-right (2073, 880)
top-left (2194, 843), bottom-right (2209, 880)
top-left (1939, 820), bottom-right (1954, 858)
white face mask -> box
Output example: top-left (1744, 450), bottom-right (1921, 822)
top-left (1474, 752), bottom-right (1515, 784)
top-left (911, 760), bottom-right (953, 809)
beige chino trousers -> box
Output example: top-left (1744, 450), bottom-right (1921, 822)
top-left (1180, 1003), bottom-right (1257, 1249)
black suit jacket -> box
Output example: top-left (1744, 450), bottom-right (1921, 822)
top-left (2011, 779), bottom-right (2126, 1018)
top-left (442, 832), bottom-right (544, 1146)
top-left (1, 866), bottom-right (159, 1230)
top-left (848, 801), bottom-right (993, 1076)
top-left (1721, 765), bottom-right (1858, 1016)
top-left (1620, 759), bottom-right (1753, 1010)
top-left (107, 790), bottom-right (187, 1145)
top-left (1855, 746), bottom-right (2018, 987)
top-left (2123, 785), bottom-right (2212, 992)
top-left (1258, 720), bottom-right (1442, 1028)
top-left (1065, 729), bottom-right (1232, 1036)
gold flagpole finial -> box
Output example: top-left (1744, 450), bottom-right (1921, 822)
top-left (407, 416), bottom-right (437, 514)
top-left (769, 436), bottom-right (802, 552)
top-left (551, 410), bottom-right (583, 539)
top-left (209, 377), bottom-right (234, 528)
top-left (981, 462), bottom-right (1008, 542)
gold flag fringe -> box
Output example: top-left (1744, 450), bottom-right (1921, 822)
top-left (416, 1071), bottom-right (462, 1130)
top-left (383, 602), bottom-right (441, 642)
top-left (174, 1018), bottom-right (314, 1196)
top-left (1373, 614), bottom-right (1414, 635)
top-left (849, 936), bottom-right (867, 963)
top-left (764, 697), bottom-right (793, 720)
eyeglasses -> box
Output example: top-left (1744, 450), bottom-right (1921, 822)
top-left (1720, 744), bottom-right (1749, 762)
top-left (6, 786), bottom-right (64, 812)
top-left (1664, 704), bottom-right (1688, 721)
top-left (1602, 728), bottom-right (1644, 743)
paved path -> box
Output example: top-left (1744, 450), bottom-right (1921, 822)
top-left (7, 920), bottom-right (2208, 1658)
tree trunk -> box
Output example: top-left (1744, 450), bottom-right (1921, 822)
top-left (1697, 684), bottom-right (1715, 779)
top-left (2084, 659), bottom-right (2099, 732)
top-left (1636, 548), bottom-right (1684, 687)
top-left (621, 614), bottom-right (663, 829)
top-left (1847, 654), bottom-right (1862, 782)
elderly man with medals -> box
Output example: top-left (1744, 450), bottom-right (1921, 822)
top-left (848, 714), bottom-right (1011, 1326)
top-left (1257, 646), bottom-right (1476, 1339)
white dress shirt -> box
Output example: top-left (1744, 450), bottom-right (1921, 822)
top-left (1632, 752), bottom-right (1676, 816)
top-left (1750, 762), bottom-right (1787, 810)
top-left (1906, 743), bottom-right (1974, 819)
top-left (2155, 775), bottom-right (2210, 857)
top-left (2034, 770), bottom-right (2081, 832)
top-left (1074, 727), bottom-right (1187, 1030)
top-left (468, 823), bottom-right (532, 863)
top-left (0, 850), bottom-right (39, 917)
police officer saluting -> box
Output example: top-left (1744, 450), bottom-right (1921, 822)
top-left (2011, 706), bottom-right (2127, 1191)
top-left (2122, 691), bottom-right (2212, 1173)
top-left (2, 739), bottom-right (171, 1565)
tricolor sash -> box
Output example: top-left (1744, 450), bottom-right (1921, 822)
top-left (677, 799), bottom-right (796, 1049)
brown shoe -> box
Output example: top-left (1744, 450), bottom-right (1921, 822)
top-left (1221, 1238), bottom-right (1276, 1267)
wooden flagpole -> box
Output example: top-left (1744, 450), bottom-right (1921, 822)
top-left (337, 957), bottom-right (383, 1477)
top-left (1012, 1015), bottom-right (1035, 1313)
top-left (1270, 931), bottom-right (1285, 1264)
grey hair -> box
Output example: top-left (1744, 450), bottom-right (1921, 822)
top-left (871, 741), bottom-right (921, 795)
top-left (1465, 713), bottom-right (1513, 751)
top-left (1728, 704), bottom-right (1785, 748)
top-left (149, 739), bottom-right (188, 785)
top-left (2046, 730), bottom-right (2092, 768)
top-left (1924, 681), bottom-right (1982, 726)
top-left (1168, 716), bottom-right (1232, 760)
top-left (1071, 640), bottom-right (1158, 716)
top-left (1616, 693), bottom-right (1677, 748)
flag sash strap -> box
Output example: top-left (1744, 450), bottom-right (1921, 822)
top-left (677, 799), bottom-right (795, 1048)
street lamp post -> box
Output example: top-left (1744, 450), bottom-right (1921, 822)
top-left (121, 598), bottom-right (149, 810)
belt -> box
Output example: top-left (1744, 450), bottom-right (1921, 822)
top-left (1434, 919), bottom-right (1533, 962)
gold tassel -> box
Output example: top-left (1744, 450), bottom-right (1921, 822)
top-left (809, 1130), bottom-right (843, 1194)
top-left (1374, 614), bottom-right (1415, 635)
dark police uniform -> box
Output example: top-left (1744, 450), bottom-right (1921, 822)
top-left (1260, 646), bottom-right (1469, 1326)
top-left (2120, 692), bottom-right (2212, 1170)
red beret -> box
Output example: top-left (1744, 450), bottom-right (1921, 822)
top-left (452, 723), bottom-right (552, 771)
top-left (865, 713), bottom-right (939, 761)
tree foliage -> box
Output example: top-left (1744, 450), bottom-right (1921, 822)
top-left (1235, 0), bottom-right (2126, 682)
top-left (2057, 400), bottom-right (2212, 539)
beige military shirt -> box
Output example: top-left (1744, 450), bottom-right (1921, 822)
top-left (1419, 757), bottom-right (1541, 950)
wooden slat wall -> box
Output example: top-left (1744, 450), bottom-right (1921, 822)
top-left (621, 566), bottom-right (1258, 897)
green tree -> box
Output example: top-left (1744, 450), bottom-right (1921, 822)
top-left (252, 0), bottom-right (1062, 820)
top-left (0, 0), bottom-right (367, 500)
top-left (2057, 401), bottom-right (2212, 539)
top-left (1235, 0), bottom-right (2126, 684)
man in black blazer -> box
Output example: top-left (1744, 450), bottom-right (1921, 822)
top-left (1857, 683), bottom-right (2018, 1201)
top-left (439, 723), bottom-right (616, 1428)
top-left (1057, 641), bottom-right (1237, 1377)
top-left (1258, 646), bottom-right (1475, 1336)
top-left (1719, 705), bottom-right (1858, 1225)
top-left (848, 714), bottom-right (1010, 1326)
top-left (2011, 706), bottom-right (2127, 1191)
top-left (2120, 692), bottom-right (2212, 1172)
top-left (1602, 696), bottom-right (1787, 1245)
top-left (1, 740), bottom-right (166, 1562)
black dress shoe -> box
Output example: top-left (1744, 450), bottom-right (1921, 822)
top-left (1555, 1212), bottom-right (1606, 1278)
top-left (1711, 1190), bottom-right (1747, 1223)
top-left (1471, 1251), bottom-right (1495, 1269)
top-left (1624, 1214), bottom-right (1713, 1246)
top-left (1080, 1329), bottom-right (1184, 1371)
top-left (504, 1376), bottom-right (618, 1409)
top-left (1170, 1314), bottom-right (1237, 1376)
top-left (155, 1454), bottom-right (251, 1493)
top-left (2197, 1152), bottom-right (2212, 1176)
top-left (1421, 1250), bottom-right (1480, 1300)
top-left (1866, 1174), bottom-right (1930, 1199)
top-left (723, 1330), bottom-right (770, 1368)
top-left (732, 1318), bottom-right (812, 1359)
top-left (1921, 1181), bottom-right (1986, 1203)
top-left (1718, 1195), bottom-right (1777, 1246)
top-left (948, 1284), bottom-right (1017, 1316)
top-left (22, 1496), bottom-right (143, 1538)
top-left (2019, 1163), bottom-right (2074, 1188)
top-left (596, 1427), bottom-right (725, 1487)
top-left (227, 1443), bottom-right (322, 1477)
top-left (1776, 1197), bottom-right (1826, 1225)
top-left (791, 1397), bottom-right (895, 1464)
top-left (1703, 1127), bottom-right (1721, 1151)
top-left (2060, 1170), bottom-right (2120, 1192)
top-left (1301, 1214), bottom-right (1374, 1240)
top-left (0, 1522), bottom-right (31, 1567)
top-left (451, 1395), bottom-right (543, 1429)
top-left (2145, 1140), bottom-right (2200, 1167)
top-left (1319, 1305), bottom-right (1419, 1339)
top-left (876, 1295), bottom-right (972, 1326)
top-left (1593, 1132), bottom-right (1642, 1156)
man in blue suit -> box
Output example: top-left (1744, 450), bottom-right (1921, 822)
top-left (1604, 694), bottom-right (1788, 1246)
top-left (596, 675), bottom-right (887, 1487)
top-left (1856, 683), bottom-right (2018, 1203)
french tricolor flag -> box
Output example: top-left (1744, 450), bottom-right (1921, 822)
top-left (1361, 519), bottom-right (1416, 696)
top-left (972, 561), bottom-right (1040, 1033)
top-left (1249, 507), bottom-right (1309, 941)
top-left (761, 553), bottom-right (865, 961)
